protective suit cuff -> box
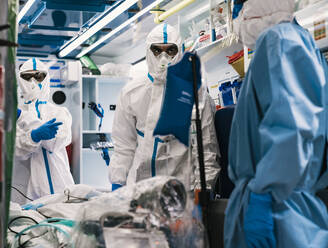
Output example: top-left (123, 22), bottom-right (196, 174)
top-left (29, 130), bottom-right (41, 145)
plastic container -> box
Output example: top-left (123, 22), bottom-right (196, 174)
top-left (232, 79), bottom-right (243, 102)
top-left (228, 50), bottom-right (253, 78)
top-left (219, 82), bottom-right (234, 106)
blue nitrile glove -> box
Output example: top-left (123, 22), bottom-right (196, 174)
top-left (102, 148), bottom-right (110, 166)
top-left (244, 192), bottom-right (276, 248)
top-left (31, 118), bottom-right (63, 143)
top-left (22, 203), bottom-right (44, 210)
top-left (112, 184), bottom-right (122, 191)
top-left (17, 108), bottom-right (22, 120)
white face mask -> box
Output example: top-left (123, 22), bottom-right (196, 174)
top-left (19, 77), bottom-right (42, 103)
top-left (147, 51), bottom-right (176, 81)
top-left (157, 53), bottom-right (174, 72)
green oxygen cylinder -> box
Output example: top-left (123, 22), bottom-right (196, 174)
top-left (79, 55), bottom-right (101, 75)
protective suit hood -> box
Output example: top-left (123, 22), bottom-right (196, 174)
top-left (233, 0), bottom-right (295, 49)
top-left (146, 23), bottom-right (182, 81)
top-left (18, 58), bottom-right (50, 103)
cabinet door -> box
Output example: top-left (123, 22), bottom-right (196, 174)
top-left (82, 150), bottom-right (113, 190)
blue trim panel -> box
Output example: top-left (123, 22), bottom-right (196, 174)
top-left (50, 84), bottom-right (65, 88)
top-left (50, 79), bottom-right (61, 83)
top-left (28, 2), bottom-right (46, 27)
top-left (163, 23), bottom-right (168, 44)
top-left (46, 2), bottom-right (106, 12)
top-left (151, 137), bottom-right (164, 177)
top-left (17, 59), bottom-right (65, 65)
top-left (29, 25), bottom-right (80, 32)
top-left (212, 29), bottom-right (216, 42)
top-left (49, 66), bottom-right (60, 70)
top-left (148, 73), bottom-right (154, 83)
top-left (35, 100), bottom-right (41, 119)
top-left (42, 148), bottom-right (54, 194)
top-left (33, 58), bottom-right (37, 70)
top-left (136, 129), bottom-right (144, 137)
top-left (17, 53), bottom-right (49, 58)
top-left (35, 100), bottom-right (47, 119)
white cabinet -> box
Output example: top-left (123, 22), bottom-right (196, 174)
top-left (80, 75), bottom-right (128, 189)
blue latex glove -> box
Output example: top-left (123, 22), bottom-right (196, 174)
top-left (112, 184), bottom-right (122, 191)
top-left (244, 192), bottom-right (276, 248)
top-left (102, 148), bottom-right (110, 166)
top-left (31, 118), bottom-right (63, 143)
top-left (17, 108), bottom-right (22, 120)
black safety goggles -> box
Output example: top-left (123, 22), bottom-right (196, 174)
top-left (20, 71), bottom-right (47, 82)
top-left (150, 43), bottom-right (179, 57)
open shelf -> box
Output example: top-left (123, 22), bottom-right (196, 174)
top-left (196, 34), bottom-right (238, 57)
top-left (82, 75), bottom-right (130, 82)
top-left (83, 130), bottom-right (112, 134)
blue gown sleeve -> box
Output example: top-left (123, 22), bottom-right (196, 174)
top-left (248, 26), bottom-right (327, 202)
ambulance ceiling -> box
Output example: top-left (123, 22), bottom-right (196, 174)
top-left (17, 0), bottom-right (174, 59)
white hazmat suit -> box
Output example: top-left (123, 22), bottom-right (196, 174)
top-left (109, 24), bottom-right (220, 190)
top-left (12, 58), bottom-right (74, 204)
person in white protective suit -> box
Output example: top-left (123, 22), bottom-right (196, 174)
top-left (11, 58), bottom-right (74, 205)
top-left (108, 23), bottom-right (220, 191)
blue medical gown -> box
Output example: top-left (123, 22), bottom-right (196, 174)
top-left (224, 21), bottom-right (328, 248)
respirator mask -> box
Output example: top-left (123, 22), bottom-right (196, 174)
top-left (150, 43), bottom-right (179, 73)
top-left (19, 70), bottom-right (47, 103)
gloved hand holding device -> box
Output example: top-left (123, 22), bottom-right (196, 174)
top-left (244, 192), bottom-right (276, 248)
top-left (31, 118), bottom-right (63, 143)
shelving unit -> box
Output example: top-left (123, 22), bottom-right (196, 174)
top-left (80, 74), bottom-right (128, 189)
top-left (178, 0), bottom-right (328, 107)
top-left (178, 0), bottom-right (242, 107)
top-left (196, 32), bottom-right (229, 53)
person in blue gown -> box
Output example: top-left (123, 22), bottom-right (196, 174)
top-left (224, 0), bottom-right (328, 247)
